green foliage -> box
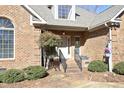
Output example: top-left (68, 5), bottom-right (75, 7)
top-left (23, 66), bottom-right (48, 80)
top-left (38, 31), bottom-right (62, 57)
top-left (1, 69), bottom-right (25, 83)
top-left (0, 66), bottom-right (48, 83)
top-left (38, 31), bottom-right (62, 48)
top-left (113, 62), bottom-right (124, 75)
top-left (0, 72), bottom-right (4, 83)
top-left (88, 60), bottom-right (108, 72)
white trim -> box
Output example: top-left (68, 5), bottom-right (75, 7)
top-left (108, 28), bottom-right (112, 72)
top-left (110, 20), bottom-right (122, 23)
top-left (0, 58), bottom-right (15, 61)
top-left (68, 6), bottom-right (72, 19)
top-left (58, 35), bottom-right (71, 59)
top-left (12, 19), bottom-right (15, 61)
top-left (54, 5), bottom-right (58, 19)
top-left (30, 15), bottom-right (33, 25)
top-left (23, 5), bottom-right (47, 24)
top-left (111, 8), bottom-right (124, 22)
top-left (69, 5), bottom-right (75, 21)
top-left (32, 21), bottom-right (44, 24)
top-left (0, 28), bottom-right (14, 30)
top-left (30, 15), bottom-right (44, 25)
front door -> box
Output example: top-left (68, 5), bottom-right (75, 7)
top-left (58, 36), bottom-right (71, 59)
top-left (74, 36), bottom-right (80, 55)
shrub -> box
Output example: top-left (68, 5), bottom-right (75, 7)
top-left (113, 62), bottom-right (124, 75)
top-left (23, 66), bottom-right (48, 80)
top-left (88, 60), bottom-right (108, 72)
top-left (1, 69), bottom-right (25, 83)
top-left (0, 72), bottom-right (4, 83)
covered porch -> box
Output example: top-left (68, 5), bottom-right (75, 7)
top-left (35, 24), bottom-right (109, 72)
top-left (42, 24), bottom-right (88, 61)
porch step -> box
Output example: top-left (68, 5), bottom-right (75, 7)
top-left (59, 59), bottom-right (84, 77)
top-left (66, 69), bottom-right (81, 72)
top-left (66, 66), bottom-right (82, 75)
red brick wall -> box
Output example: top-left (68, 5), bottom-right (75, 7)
top-left (111, 14), bottom-right (124, 64)
top-left (0, 5), bottom-right (41, 69)
top-left (0, 5), bottom-right (118, 69)
top-left (82, 28), bottom-right (109, 61)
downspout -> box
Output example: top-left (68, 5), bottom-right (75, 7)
top-left (105, 22), bottom-right (113, 72)
top-left (41, 30), bottom-right (44, 67)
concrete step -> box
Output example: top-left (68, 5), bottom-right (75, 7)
top-left (66, 68), bottom-right (82, 71)
top-left (61, 59), bottom-right (83, 75)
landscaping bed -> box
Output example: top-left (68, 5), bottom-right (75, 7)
top-left (89, 71), bottom-right (124, 82)
top-left (87, 60), bottom-right (124, 82)
top-left (0, 68), bottom-right (124, 88)
top-left (0, 66), bottom-right (48, 84)
top-left (1, 60), bottom-right (124, 87)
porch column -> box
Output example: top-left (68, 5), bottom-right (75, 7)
top-left (107, 22), bottom-right (120, 72)
top-left (108, 28), bottom-right (112, 72)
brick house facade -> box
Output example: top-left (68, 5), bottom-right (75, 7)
top-left (0, 6), bottom-right (41, 69)
top-left (0, 5), bottom-right (123, 69)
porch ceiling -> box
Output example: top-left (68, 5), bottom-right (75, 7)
top-left (40, 24), bottom-right (88, 31)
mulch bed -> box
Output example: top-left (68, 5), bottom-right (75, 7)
top-left (0, 67), bottom-right (124, 88)
top-left (89, 71), bottom-right (124, 82)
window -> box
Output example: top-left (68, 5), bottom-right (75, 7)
top-left (0, 17), bottom-right (14, 59)
top-left (58, 5), bottom-right (72, 19)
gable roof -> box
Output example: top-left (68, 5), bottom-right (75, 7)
top-left (29, 5), bottom-right (96, 28)
top-left (25, 5), bottom-right (124, 30)
top-left (89, 5), bottom-right (124, 29)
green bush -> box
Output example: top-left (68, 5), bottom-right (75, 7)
top-left (1, 69), bottom-right (25, 83)
top-left (23, 66), bottom-right (48, 80)
top-left (0, 72), bottom-right (4, 83)
top-left (88, 60), bottom-right (108, 72)
top-left (113, 62), bottom-right (124, 75)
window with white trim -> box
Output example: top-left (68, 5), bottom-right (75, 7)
top-left (58, 5), bottom-right (72, 19)
top-left (0, 17), bottom-right (14, 59)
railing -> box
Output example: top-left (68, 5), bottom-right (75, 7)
top-left (74, 48), bottom-right (82, 71)
top-left (59, 49), bottom-right (67, 73)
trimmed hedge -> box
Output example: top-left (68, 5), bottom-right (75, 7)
top-left (23, 66), bottom-right (48, 80)
top-left (0, 72), bottom-right (4, 83)
top-left (0, 66), bottom-right (48, 83)
top-left (1, 69), bottom-right (25, 83)
top-left (88, 60), bottom-right (108, 72)
top-left (113, 62), bottom-right (124, 75)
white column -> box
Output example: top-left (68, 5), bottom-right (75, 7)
top-left (108, 28), bottom-right (113, 72)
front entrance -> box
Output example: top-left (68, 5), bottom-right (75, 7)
top-left (74, 36), bottom-right (80, 55)
top-left (58, 36), bottom-right (71, 59)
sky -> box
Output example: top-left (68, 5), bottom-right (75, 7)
top-left (78, 5), bottom-right (111, 14)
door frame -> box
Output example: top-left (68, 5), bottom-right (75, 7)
top-left (74, 36), bottom-right (81, 55)
top-left (58, 35), bottom-right (71, 58)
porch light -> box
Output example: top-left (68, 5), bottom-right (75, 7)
top-left (110, 22), bottom-right (120, 30)
top-left (62, 32), bottom-right (65, 35)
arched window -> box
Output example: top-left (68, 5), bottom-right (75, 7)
top-left (0, 17), bottom-right (14, 59)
